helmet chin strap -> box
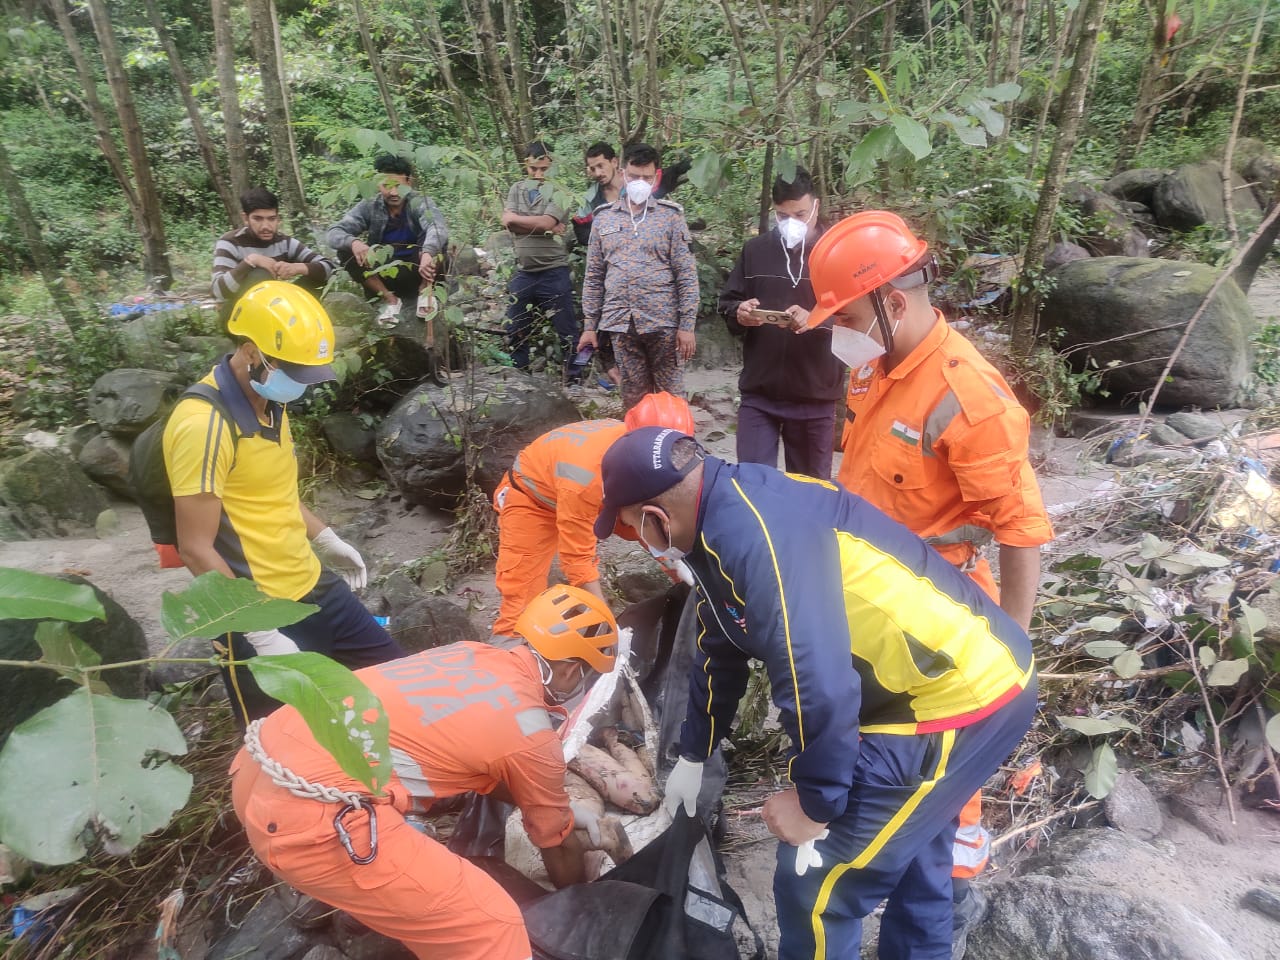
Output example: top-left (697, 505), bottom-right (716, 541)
top-left (870, 288), bottom-right (895, 355)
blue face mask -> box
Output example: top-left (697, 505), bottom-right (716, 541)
top-left (250, 362), bottom-right (308, 404)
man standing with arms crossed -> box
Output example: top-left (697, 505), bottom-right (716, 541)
top-left (501, 140), bottom-right (578, 378)
top-left (577, 143), bottom-right (700, 410)
top-left (804, 211), bottom-right (1054, 955)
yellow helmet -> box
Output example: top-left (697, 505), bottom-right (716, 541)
top-left (228, 281), bottom-right (336, 382)
top-left (515, 585), bottom-right (618, 673)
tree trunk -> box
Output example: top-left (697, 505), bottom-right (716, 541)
top-left (1221, 0), bottom-right (1268, 245)
top-left (1232, 198), bottom-right (1280, 294)
top-left (142, 0), bottom-right (238, 226)
top-left (500, 0), bottom-right (533, 145)
top-left (352, 0), bottom-right (403, 140)
top-left (211, 0), bottom-right (250, 204)
top-left (1112, 0), bottom-right (1167, 174)
top-left (1026, 2), bottom-right (1073, 175)
top-left (1010, 0), bottom-right (1108, 358)
top-left (986, 1), bottom-right (1003, 89)
top-left (465, 0), bottom-right (524, 156)
top-left (880, 0), bottom-right (897, 67)
top-left (245, 0), bottom-right (308, 220)
top-left (83, 0), bottom-right (173, 289)
top-left (47, 0), bottom-right (145, 225)
top-left (1000, 0), bottom-right (1028, 90)
top-left (419, 1), bottom-right (480, 152)
top-left (0, 139), bottom-right (85, 329)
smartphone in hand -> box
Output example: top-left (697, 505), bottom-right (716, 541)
top-left (749, 309), bottom-right (797, 328)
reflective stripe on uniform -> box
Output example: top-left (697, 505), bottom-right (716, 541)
top-left (924, 524), bottom-right (995, 548)
top-left (951, 820), bottom-right (991, 875)
top-left (390, 746), bottom-right (435, 799)
top-left (515, 707), bottom-right (552, 736)
top-left (509, 454), bottom-right (557, 510)
top-left (921, 389), bottom-right (963, 458)
top-left (554, 461), bottom-right (595, 486)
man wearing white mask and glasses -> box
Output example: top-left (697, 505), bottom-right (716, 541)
top-left (578, 142), bottom-right (699, 411)
top-left (718, 167), bottom-right (845, 479)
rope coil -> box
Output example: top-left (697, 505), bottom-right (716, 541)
top-left (244, 718), bottom-right (367, 809)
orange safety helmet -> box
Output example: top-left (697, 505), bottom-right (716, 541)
top-left (803, 211), bottom-right (933, 331)
top-left (515, 585), bottom-right (618, 673)
top-left (624, 391), bottom-right (696, 435)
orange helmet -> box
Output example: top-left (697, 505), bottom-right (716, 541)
top-left (515, 585), bottom-right (618, 673)
top-left (624, 391), bottom-right (696, 435)
top-left (803, 212), bottom-right (933, 330)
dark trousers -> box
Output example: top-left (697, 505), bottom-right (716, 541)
top-left (505, 265), bottom-right (578, 373)
top-left (217, 267), bottom-right (325, 324)
top-left (613, 324), bottom-right (683, 410)
top-left (773, 680), bottom-right (1037, 960)
top-left (341, 250), bottom-right (427, 301)
top-left (736, 393), bottom-right (836, 480)
top-left (219, 570), bottom-right (404, 727)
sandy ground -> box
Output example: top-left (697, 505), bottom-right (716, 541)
top-left (4, 268), bottom-right (1280, 956)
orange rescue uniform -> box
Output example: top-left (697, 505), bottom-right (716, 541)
top-left (837, 311), bottom-right (1053, 878)
top-left (492, 420), bottom-right (627, 635)
top-left (231, 642), bottom-right (574, 960)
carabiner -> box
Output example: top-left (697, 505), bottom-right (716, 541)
top-left (333, 802), bottom-right (378, 864)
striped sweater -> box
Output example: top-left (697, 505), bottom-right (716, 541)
top-left (210, 227), bottom-right (335, 302)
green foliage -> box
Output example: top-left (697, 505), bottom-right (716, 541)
top-left (0, 567), bottom-right (105, 622)
top-left (0, 569), bottom-right (391, 864)
top-left (0, 689), bottom-right (193, 865)
top-left (1252, 322), bottom-right (1280, 386)
top-left (248, 652), bottom-right (391, 796)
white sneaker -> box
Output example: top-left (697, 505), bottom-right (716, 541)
top-left (376, 301), bottom-right (401, 327)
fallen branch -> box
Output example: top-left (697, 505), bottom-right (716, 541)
top-left (1037, 663), bottom-right (1190, 682)
top-left (1186, 635), bottom-right (1238, 825)
top-left (991, 799), bottom-right (1101, 850)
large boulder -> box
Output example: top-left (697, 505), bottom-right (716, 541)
top-left (390, 597), bottom-right (485, 652)
top-left (1243, 153), bottom-right (1280, 208)
top-left (1042, 257), bottom-right (1255, 408)
top-left (0, 449), bottom-right (108, 539)
top-left (77, 432), bottom-right (133, 498)
top-left (88, 369), bottom-right (183, 436)
top-left (1152, 162), bottom-right (1262, 231)
top-left (1061, 182), bottom-right (1150, 257)
top-left (968, 874), bottom-right (1240, 960)
top-left (376, 367), bottom-right (579, 507)
top-left (322, 412), bottom-right (378, 464)
top-left (1103, 168), bottom-right (1170, 207)
top-left (1043, 241), bottom-right (1092, 272)
top-left (0, 577), bottom-right (148, 747)
top-left (118, 315), bottom-right (229, 376)
top-left (689, 239), bottom-right (740, 370)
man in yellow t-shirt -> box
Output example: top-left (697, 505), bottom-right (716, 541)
top-left (164, 281), bottom-right (403, 724)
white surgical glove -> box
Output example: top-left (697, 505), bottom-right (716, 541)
top-left (794, 829), bottom-right (830, 877)
top-left (663, 757), bottom-right (704, 817)
top-left (312, 526), bottom-right (367, 591)
top-left (569, 800), bottom-right (602, 846)
top-left (244, 628), bottom-right (300, 656)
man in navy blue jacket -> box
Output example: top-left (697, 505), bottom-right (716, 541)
top-left (594, 427), bottom-right (1037, 960)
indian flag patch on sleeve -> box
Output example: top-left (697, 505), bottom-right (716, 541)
top-left (889, 420), bottom-right (921, 446)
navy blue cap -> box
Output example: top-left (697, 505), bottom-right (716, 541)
top-left (594, 427), bottom-right (697, 539)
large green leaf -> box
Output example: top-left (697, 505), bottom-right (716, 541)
top-left (1083, 639), bottom-right (1129, 659)
top-left (689, 151), bottom-right (729, 195)
top-left (844, 126), bottom-right (897, 185)
top-left (1083, 742), bottom-right (1118, 799)
top-left (890, 114), bottom-right (932, 160)
top-left (160, 573), bottom-right (318, 643)
top-left (774, 151), bottom-right (798, 185)
top-left (0, 689), bottom-right (191, 864)
top-left (1058, 715), bottom-right (1136, 736)
top-left (36, 622), bottom-right (109, 695)
top-left (1266, 714), bottom-right (1280, 753)
top-left (1205, 659), bottom-right (1250, 687)
top-left (0, 568), bottom-right (105, 623)
top-left (248, 653), bottom-right (390, 796)
top-left (1112, 649), bottom-right (1144, 679)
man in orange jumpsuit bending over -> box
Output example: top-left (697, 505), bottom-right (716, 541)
top-left (491, 391), bottom-right (694, 638)
top-left (804, 211), bottom-right (1054, 956)
top-left (231, 585), bottom-right (618, 960)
